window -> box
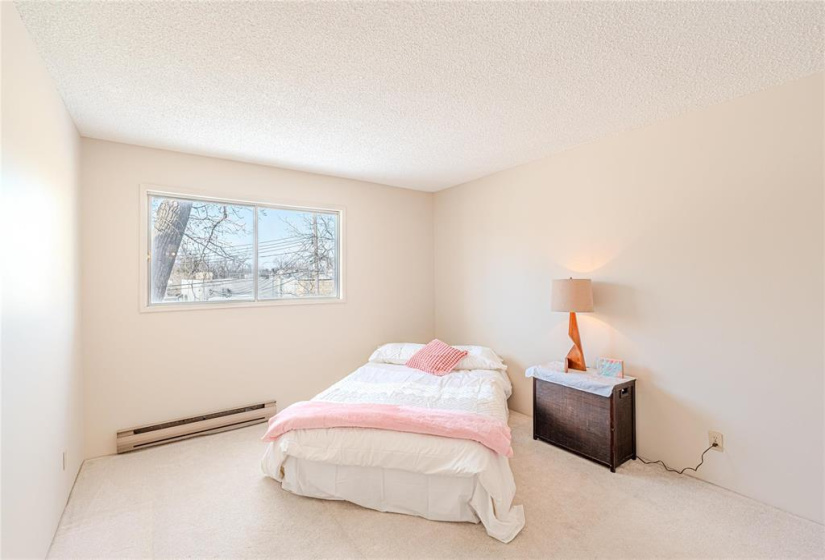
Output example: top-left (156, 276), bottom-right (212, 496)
top-left (147, 192), bottom-right (341, 307)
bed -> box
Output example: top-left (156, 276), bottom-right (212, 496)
top-left (260, 343), bottom-right (525, 543)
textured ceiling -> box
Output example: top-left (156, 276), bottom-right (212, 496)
top-left (15, 1), bottom-right (824, 191)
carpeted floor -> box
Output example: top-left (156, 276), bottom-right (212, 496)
top-left (49, 412), bottom-right (823, 559)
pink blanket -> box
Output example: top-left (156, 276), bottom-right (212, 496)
top-left (262, 401), bottom-right (513, 457)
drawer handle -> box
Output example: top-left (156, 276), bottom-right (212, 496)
top-left (619, 387), bottom-right (629, 397)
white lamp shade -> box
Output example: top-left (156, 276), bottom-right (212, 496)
top-left (551, 279), bottom-right (593, 312)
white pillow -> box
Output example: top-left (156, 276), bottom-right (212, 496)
top-left (368, 342), bottom-right (424, 365)
top-left (454, 345), bottom-right (507, 371)
top-left (369, 342), bottom-right (506, 371)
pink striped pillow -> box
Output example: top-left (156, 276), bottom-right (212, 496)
top-left (405, 339), bottom-right (468, 376)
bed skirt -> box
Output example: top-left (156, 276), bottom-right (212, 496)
top-left (261, 444), bottom-right (524, 543)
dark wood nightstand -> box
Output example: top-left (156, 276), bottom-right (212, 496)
top-left (532, 373), bottom-right (636, 472)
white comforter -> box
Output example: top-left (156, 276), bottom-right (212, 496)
top-left (261, 362), bottom-right (525, 543)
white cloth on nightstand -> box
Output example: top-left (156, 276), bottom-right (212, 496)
top-left (525, 362), bottom-right (634, 397)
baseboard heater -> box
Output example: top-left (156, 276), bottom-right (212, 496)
top-left (117, 401), bottom-right (276, 453)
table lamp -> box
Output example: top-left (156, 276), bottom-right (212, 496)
top-left (551, 278), bottom-right (593, 371)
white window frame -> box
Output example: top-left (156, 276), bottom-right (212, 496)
top-left (138, 183), bottom-right (346, 313)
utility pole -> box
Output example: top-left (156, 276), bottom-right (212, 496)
top-left (313, 214), bottom-right (320, 294)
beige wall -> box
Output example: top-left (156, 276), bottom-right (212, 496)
top-left (80, 139), bottom-right (434, 458)
top-left (434, 74), bottom-right (824, 523)
top-left (1, 4), bottom-right (84, 557)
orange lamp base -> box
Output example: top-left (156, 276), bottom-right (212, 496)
top-left (565, 312), bottom-right (587, 371)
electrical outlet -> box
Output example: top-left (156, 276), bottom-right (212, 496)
top-left (708, 431), bottom-right (724, 451)
top-left (62, 451), bottom-right (67, 471)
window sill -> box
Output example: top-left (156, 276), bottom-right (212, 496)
top-left (139, 296), bottom-right (345, 313)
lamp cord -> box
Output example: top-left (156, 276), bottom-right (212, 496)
top-left (637, 443), bottom-right (718, 475)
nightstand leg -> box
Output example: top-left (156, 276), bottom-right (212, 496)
top-left (610, 466), bottom-right (616, 473)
